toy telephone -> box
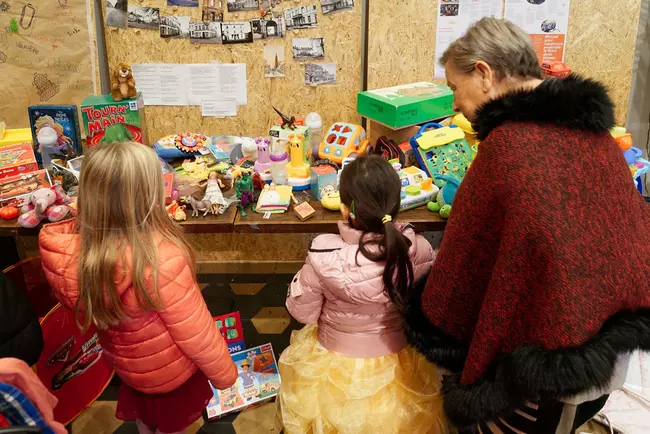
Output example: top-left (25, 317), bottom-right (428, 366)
top-left (318, 123), bottom-right (370, 165)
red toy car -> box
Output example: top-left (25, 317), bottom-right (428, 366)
top-left (541, 62), bottom-right (571, 79)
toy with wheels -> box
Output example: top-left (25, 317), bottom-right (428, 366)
top-left (318, 123), bottom-right (370, 165)
top-left (427, 174), bottom-right (461, 219)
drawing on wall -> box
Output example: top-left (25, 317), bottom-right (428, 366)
top-left (285, 5), bottom-right (317, 30)
top-left (264, 45), bottom-right (285, 77)
top-left (189, 20), bottom-right (222, 43)
top-left (32, 73), bottom-right (59, 102)
top-left (227, 0), bottom-right (258, 12)
top-left (106, 0), bottom-right (128, 28)
top-left (321, 0), bottom-right (353, 15)
top-left (127, 5), bottom-right (160, 30)
top-left (305, 63), bottom-right (336, 85)
top-left (160, 16), bottom-right (191, 39)
top-left (292, 37), bottom-right (324, 60)
top-left (221, 21), bottom-right (253, 44)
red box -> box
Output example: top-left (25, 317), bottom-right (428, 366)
top-left (0, 143), bottom-right (38, 180)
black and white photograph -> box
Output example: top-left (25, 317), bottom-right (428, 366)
top-left (190, 20), bottom-right (222, 43)
top-left (285, 5), bottom-right (318, 30)
top-left (160, 16), bottom-right (191, 39)
top-left (202, 0), bottom-right (224, 21)
top-left (168, 0), bottom-right (198, 6)
top-left (106, 0), bottom-right (128, 29)
top-left (305, 63), bottom-right (336, 85)
top-left (321, 0), bottom-right (354, 15)
top-left (221, 21), bottom-right (254, 44)
top-left (259, 0), bottom-right (281, 11)
top-left (251, 16), bottom-right (285, 40)
top-left (227, 0), bottom-right (258, 12)
top-left (292, 37), bottom-right (325, 60)
top-left (264, 45), bottom-right (285, 78)
top-left (127, 5), bottom-right (160, 30)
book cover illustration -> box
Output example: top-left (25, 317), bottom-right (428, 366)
top-left (28, 106), bottom-right (82, 167)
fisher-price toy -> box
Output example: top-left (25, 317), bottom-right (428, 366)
top-left (410, 123), bottom-right (473, 187)
top-left (18, 185), bottom-right (73, 228)
top-left (319, 123), bottom-right (370, 165)
top-left (254, 137), bottom-right (272, 182)
top-left (286, 134), bottom-right (311, 190)
top-left (427, 174), bottom-right (461, 219)
top-left (392, 161), bottom-right (439, 211)
top-left (175, 133), bottom-right (208, 154)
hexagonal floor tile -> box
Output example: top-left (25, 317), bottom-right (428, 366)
top-left (232, 402), bottom-right (281, 434)
top-left (230, 283), bottom-right (267, 295)
top-left (251, 307), bottom-right (291, 335)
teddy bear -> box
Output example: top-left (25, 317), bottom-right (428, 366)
top-left (18, 185), bottom-right (74, 228)
top-left (111, 62), bottom-right (137, 102)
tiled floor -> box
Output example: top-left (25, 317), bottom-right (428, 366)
top-left (70, 273), bottom-right (613, 434)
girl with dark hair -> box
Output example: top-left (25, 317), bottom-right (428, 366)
top-left (276, 156), bottom-right (448, 434)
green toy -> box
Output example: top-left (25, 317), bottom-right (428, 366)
top-left (427, 174), bottom-right (461, 219)
top-left (100, 123), bottom-right (134, 144)
top-left (235, 173), bottom-right (255, 217)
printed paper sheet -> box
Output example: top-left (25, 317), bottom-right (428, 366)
top-left (434, 0), bottom-right (503, 79)
top-left (504, 0), bottom-right (570, 63)
top-left (0, 0), bottom-right (98, 128)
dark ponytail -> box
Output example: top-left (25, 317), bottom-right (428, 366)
top-left (340, 156), bottom-right (416, 311)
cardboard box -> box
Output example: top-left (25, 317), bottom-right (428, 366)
top-left (0, 128), bottom-right (33, 148)
top-left (357, 82), bottom-right (455, 129)
top-left (293, 201), bottom-right (316, 221)
top-left (80, 93), bottom-right (148, 147)
top-left (0, 143), bottom-right (38, 180)
top-left (206, 343), bottom-right (280, 420)
top-left (310, 165), bottom-right (338, 200)
top-left (213, 312), bottom-right (245, 354)
top-left (0, 169), bottom-right (52, 207)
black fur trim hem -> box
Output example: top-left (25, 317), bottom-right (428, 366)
top-left (441, 309), bottom-right (650, 428)
top-left (473, 74), bottom-right (615, 141)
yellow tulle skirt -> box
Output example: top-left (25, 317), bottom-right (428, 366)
top-left (276, 325), bottom-right (450, 434)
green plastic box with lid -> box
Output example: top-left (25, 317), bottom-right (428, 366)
top-left (357, 82), bottom-right (455, 129)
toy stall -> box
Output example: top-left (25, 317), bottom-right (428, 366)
top-left (0, 0), bottom-right (647, 276)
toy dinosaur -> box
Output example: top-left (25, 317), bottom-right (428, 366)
top-left (272, 107), bottom-right (296, 131)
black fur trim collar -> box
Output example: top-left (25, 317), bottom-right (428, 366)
top-left (472, 74), bottom-right (615, 141)
top-left (406, 308), bottom-right (650, 428)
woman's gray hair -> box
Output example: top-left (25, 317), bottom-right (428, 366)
top-left (440, 18), bottom-right (542, 80)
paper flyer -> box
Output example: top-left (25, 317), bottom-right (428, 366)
top-left (434, 0), bottom-right (503, 79)
top-left (504, 0), bottom-right (570, 64)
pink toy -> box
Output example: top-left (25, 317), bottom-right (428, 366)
top-left (18, 185), bottom-right (73, 228)
top-left (254, 137), bottom-right (272, 182)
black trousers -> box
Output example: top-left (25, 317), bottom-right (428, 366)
top-left (460, 395), bottom-right (609, 434)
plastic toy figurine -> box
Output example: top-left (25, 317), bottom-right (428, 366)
top-left (272, 107), bottom-right (296, 130)
top-left (197, 171), bottom-right (229, 214)
top-left (286, 134), bottom-right (311, 190)
top-left (18, 185), bottom-right (73, 228)
top-left (111, 62), bottom-right (137, 102)
top-left (165, 201), bottom-right (187, 221)
top-left (183, 196), bottom-right (214, 218)
top-left (318, 123), bottom-right (370, 165)
top-left (427, 174), bottom-right (461, 219)
top-left (254, 137), bottom-right (272, 181)
top-left (236, 172), bottom-right (255, 217)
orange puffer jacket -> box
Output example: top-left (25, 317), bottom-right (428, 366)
top-left (38, 220), bottom-right (237, 395)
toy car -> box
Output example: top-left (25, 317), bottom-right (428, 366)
top-left (541, 62), bottom-right (571, 79)
top-left (318, 123), bottom-right (370, 165)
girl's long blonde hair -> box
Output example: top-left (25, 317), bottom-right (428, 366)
top-left (76, 142), bottom-right (195, 331)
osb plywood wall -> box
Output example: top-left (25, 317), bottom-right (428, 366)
top-left (103, 1), bottom-right (361, 142)
top-left (367, 0), bottom-right (643, 125)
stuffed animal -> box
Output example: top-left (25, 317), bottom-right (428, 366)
top-left (18, 185), bottom-right (73, 228)
top-left (111, 62), bottom-right (137, 102)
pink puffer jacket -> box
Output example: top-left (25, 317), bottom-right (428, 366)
top-left (287, 221), bottom-right (435, 358)
top-left (38, 220), bottom-right (237, 394)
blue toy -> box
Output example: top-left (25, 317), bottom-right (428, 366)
top-left (427, 173), bottom-right (461, 219)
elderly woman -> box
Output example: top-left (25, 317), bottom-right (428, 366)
top-left (406, 18), bottom-right (650, 433)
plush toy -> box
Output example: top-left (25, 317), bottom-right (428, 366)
top-left (111, 62), bottom-right (137, 102)
top-left (427, 174), bottom-right (461, 219)
top-left (241, 137), bottom-right (258, 162)
top-left (18, 185), bottom-right (73, 228)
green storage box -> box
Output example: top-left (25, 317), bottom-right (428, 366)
top-left (357, 82), bottom-right (455, 129)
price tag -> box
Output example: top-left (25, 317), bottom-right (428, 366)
top-left (263, 212), bottom-right (272, 219)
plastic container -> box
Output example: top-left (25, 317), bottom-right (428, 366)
top-left (305, 112), bottom-right (322, 160)
top-left (270, 152), bottom-right (289, 185)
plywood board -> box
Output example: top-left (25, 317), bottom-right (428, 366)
top-left (367, 0), bottom-right (642, 125)
top-left (103, 0), bottom-right (362, 142)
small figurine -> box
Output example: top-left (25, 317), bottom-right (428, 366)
top-left (18, 185), bottom-right (73, 228)
top-left (272, 107), bottom-right (296, 130)
top-left (236, 172), bottom-right (255, 217)
top-left (252, 172), bottom-right (266, 190)
top-left (197, 171), bottom-right (229, 215)
top-left (183, 196), bottom-right (214, 218)
top-left (165, 200), bottom-right (187, 221)
top-left (111, 62), bottom-right (137, 102)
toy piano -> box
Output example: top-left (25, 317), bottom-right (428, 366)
top-left (318, 123), bottom-right (370, 165)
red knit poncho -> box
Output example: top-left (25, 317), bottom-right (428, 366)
top-left (406, 75), bottom-right (650, 428)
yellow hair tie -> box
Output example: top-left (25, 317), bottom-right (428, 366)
top-left (382, 215), bottom-right (392, 224)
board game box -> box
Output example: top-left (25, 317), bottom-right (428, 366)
top-left (27, 105), bottom-right (82, 167)
top-left (205, 343), bottom-right (280, 420)
top-left (214, 312), bottom-right (245, 354)
top-left (80, 93), bottom-right (148, 147)
top-left (0, 169), bottom-right (52, 207)
top-left (0, 142), bottom-right (38, 180)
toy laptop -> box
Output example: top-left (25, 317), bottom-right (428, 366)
top-left (214, 312), bottom-right (245, 354)
top-left (206, 343), bottom-right (280, 420)
top-left (410, 123), bottom-right (473, 187)
top-left (318, 123), bottom-right (370, 165)
top-left (27, 105), bottom-right (82, 167)
top-left (81, 93), bottom-right (148, 147)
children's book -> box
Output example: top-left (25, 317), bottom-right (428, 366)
top-left (255, 185), bottom-right (292, 213)
top-left (205, 343), bottom-right (280, 420)
top-left (27, 106), bottom-right (82, 168)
